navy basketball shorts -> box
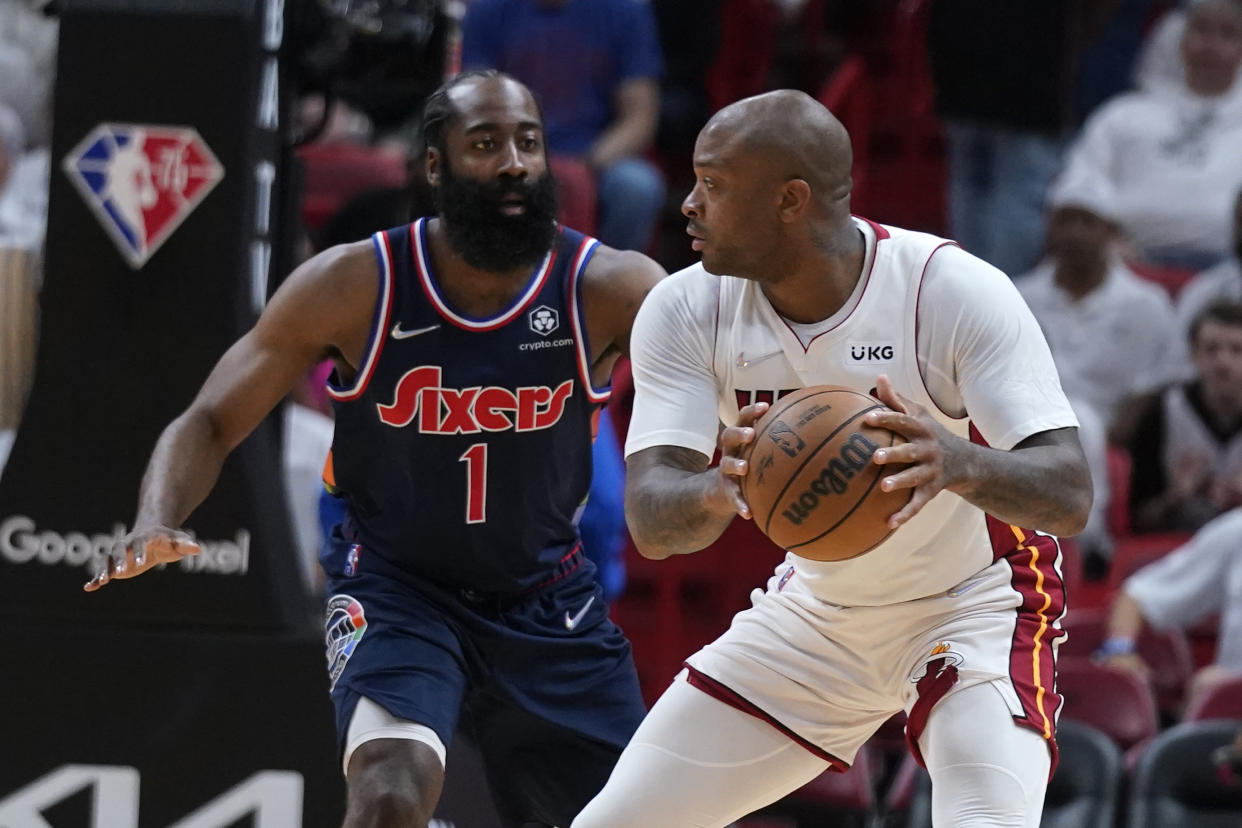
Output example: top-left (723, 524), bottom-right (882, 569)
top-left (320, 528), bottom-right (647, 826)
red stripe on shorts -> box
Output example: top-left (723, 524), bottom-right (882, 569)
top-left (1002, 525), bottom-right (1066, 776)
top-left (684, 664), bottom-right (850, 771)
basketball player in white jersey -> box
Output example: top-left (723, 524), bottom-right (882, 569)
top-left (572, 91), bottom-right (1093, 827)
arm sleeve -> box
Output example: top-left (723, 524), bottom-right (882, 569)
top-left (623, 275), bottom-right (721, 460)
top-left (1123, 510), bottom-right (1242, 629)
top-left (616, 0), bottom-right (663, 81)
top-left (918, 245), bottom-right (1079, 449)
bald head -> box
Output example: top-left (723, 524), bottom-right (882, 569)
top-left (702, 90), bottom-right (853, 207)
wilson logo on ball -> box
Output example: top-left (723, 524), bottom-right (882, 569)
top-left (781, 432), bottom-right (879, 526)
top-left (741, 385), bottom-right (910, 562)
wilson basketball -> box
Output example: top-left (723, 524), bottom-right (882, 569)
top-left (740, 385), bottom-right (911, 562)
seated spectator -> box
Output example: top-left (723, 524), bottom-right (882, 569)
top-left (1056, 0), bottom-right (1242, 271)
top-left (461, 0), bottom-right (666, 252)
top-left (1016, 169), bottom-right (1180, 429)
top-left (1175, 186), bottom-right (1242, 356)
top-left (1053, 0), bottom-right (1242, 270)
top-left (1127, 301), bottom-right (1242, 532)
top-left (1097, 508), bottom-right (1242, 711)
top-left (1017, 170), bottom-right (1180, 570)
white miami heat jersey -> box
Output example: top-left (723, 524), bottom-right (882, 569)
top-left (626, 217), bottom-right (1078, 606)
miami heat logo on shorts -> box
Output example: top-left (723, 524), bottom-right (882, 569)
top-left (325, 594), bottom-right (368, 690)
top-left (62, 123), bottom-right (224, 269)
top-left (909, 641), bottom-right (965, 683)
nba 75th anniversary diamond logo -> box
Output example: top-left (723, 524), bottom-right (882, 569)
top-left (62, 123), bottom-right (224, 269)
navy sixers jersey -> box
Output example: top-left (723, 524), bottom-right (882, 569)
top-left (326, 218), bottom-right (609, 593)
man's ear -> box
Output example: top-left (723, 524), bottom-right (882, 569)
top-left (778, 178), bottom-right (812, 223)
top-left (426, 147), bottom-right (441, 187)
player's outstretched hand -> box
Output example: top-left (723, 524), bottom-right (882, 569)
top-left (716, 401), bottom-right (769, 520)
top-left (83, 526), bottom-right (201, 592)
top-left (865, 375), bottom-right (967, 530)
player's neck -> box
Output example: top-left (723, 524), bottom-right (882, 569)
top-left (762, 226), bottom-right (865, 323)
top-left (425, 218), bottom-right (546, 317)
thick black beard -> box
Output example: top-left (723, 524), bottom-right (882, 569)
top-left (435, 161), bottom-right (560, 272)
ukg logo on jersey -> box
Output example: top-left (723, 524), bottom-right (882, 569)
top-left (846, 341), bottom-right (896, 364)
top-left (0, 515), bottom-right (251, 575)
top-left (62, 123), bottom-right (224, 268)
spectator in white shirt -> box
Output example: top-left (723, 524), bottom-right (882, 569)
top-left (1058, 0), bottom-right (1242, 270)
top-left (1016, 169), bottom-right (1180, 429)
top-left (1098, 508), bottom-right (1242, 711)
top-left (1016, 169), bottom-right (1177, 573)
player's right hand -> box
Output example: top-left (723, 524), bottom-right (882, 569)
top-left (716, 401), bottom-right (769, 519)
top-left (83, 526), bottom-right (201, 592)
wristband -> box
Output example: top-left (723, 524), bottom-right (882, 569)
top-left (1094, 636), bottom-right (1137, 658)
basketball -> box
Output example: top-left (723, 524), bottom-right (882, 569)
top-left (740, 385), bottom-right (911, 562)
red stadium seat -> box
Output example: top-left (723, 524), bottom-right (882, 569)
top-left (705, 0), bottom-right (780, 112)
top-left (1061, 606), bottom-right (1195, 714)
top-left (1125, 259), bottom-right (1198, 301)
top-left (1107, 532), bottom-right (1193, 591)
top-left (1184, 674), bottom-right (1242, 722)
top-left (547, 155), bottom-right (598, 237)
top-left (297, 141), bottom-right (410, 232)
top-left (818, 56), bottom-right (873, 215)
top-left (1058, 656), bottom-right (1159, 750)
top-left (1107, 444), bottom-right (1134, 539)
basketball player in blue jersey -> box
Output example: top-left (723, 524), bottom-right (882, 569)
top-left (84, 70), bottom-right (665, 828)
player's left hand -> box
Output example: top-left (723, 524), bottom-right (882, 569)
top-left (865, 374), bottom-right (968, 530)
top-left (83, 526), bottom-right (201, 592)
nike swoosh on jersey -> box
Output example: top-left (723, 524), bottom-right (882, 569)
top-left (564, 595), bottom-right (596, 630)
top-left (735, 350), bottom-right (783, 368)
top-left (391, 322), bottom-right (440, 340)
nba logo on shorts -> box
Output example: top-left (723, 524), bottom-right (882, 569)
top-left (62, 123), bottom-right (224, 269)
top-left (345, 543), bottom-right (362, 577)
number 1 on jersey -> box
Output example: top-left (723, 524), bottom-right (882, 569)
top-left (459, 443), bottom-right (488, 524)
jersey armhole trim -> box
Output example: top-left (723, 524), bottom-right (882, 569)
top-left (569, 236), bottom-right (611, 404)
top-left (913, 241), bottom-right (962, 418)
top-left (327, 231), bottom-right (394, 402)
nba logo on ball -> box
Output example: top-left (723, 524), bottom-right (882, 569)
top-left (62, 123), bottom-right (224, 269)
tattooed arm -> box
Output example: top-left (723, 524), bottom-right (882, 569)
top-left (625, 404), bottom-right (769, 560)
